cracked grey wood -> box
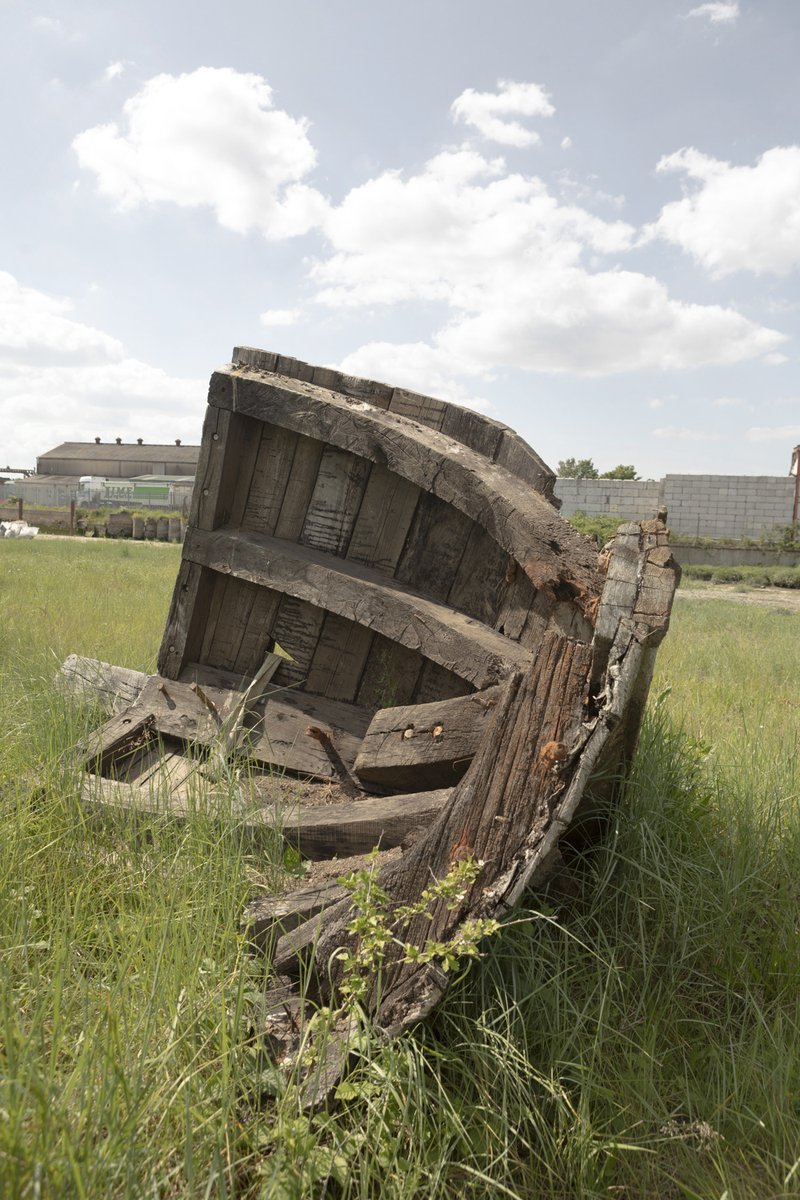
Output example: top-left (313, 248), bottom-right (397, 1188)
top-left (354, 686), bottom-right (503, 791)
top-left (211, 367), bottom-right (600, 607)
top-left (58, 655), bottom-right (148, 714)
top-left (182, 526), bottom-right (532, 689)
top-left (231, 346), bottom-right (555, 494)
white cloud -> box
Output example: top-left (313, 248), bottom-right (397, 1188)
top-left (33, 15), bottom-right (64, 34)
top-left (337, 342), bottom-right (492, 411)
top-left (647, 146), bottom-right (800, 276)
top-left (712, 396), bottom-right (747, 407)
top-left (0, 270), bottom-right (121, 362)
top-left (73, 67), bottom-right (327, 238)
top-left (310, 147), bottom-right (784, 377)
top-left (561, 136), bottom-right (572, 150)
top-left (450, 80), bottom-right (554, 147)
top-left (259, 308), bottom-right (301, 326)
top-left (653, 426), bottom-right (725, 441)
top-left (747, 424), bottom-right (800, 442)
top-left (103, 61), bottom-right (125, 82)
top-left (648, 397), bottom-right (665, 409)
top-left (685, 2), bottom-right (739, 23)
top-left (765, 352), bottom-right (790, 365)
top-left (0, 272), bottom-right (204, 464)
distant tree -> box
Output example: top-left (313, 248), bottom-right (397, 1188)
top-left (599, 464), bottom-right (640, 480)
top-left (557, 457), bottom-right (598, 479)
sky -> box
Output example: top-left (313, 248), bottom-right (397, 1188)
top-left (2, 0), bottom-right (800, 479)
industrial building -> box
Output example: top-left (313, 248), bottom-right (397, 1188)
top-left (1, 438), bottom-right (201, 509)
top-left (37, 438), bottom-right (200, 478)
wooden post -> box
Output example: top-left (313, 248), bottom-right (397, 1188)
top-left (17, 497), bottom-right (23, 521)
top-left (69, 499), bottom-right (76, 534)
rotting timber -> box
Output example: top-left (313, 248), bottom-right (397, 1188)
top-left (66, 346), bottom-right (680, 1103)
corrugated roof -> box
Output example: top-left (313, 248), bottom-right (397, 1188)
top-left (7, 474), bottom-right (80, 486)
top-left (39, 442), bottom-right (200, 463)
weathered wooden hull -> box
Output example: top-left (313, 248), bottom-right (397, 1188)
top-left (66, 346), bottom-right (679, 1102)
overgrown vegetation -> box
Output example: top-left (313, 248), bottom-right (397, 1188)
top-left (1, 540), bottom-right (799, 1197)
top-left (567, 509), bottom-right (800, 555)
top-left (557, 459), bottom-right (639, 480)
top-left (682, 562), bottom-right (800, 588)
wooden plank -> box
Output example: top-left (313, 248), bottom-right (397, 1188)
top-left (354, 686), bottom-right (502, 791)
top-left (269, 596), bottom-right (326, 689)
top-left (57, 655), bottom-right (148, 715)
top-left (81, 710), bottom-right (155, 773)
top-left (80, 672), bottom-right (370, 781)
top-left (205, 576), bottom-right (267, 672)
top-left (275, 354), bottom-right (314, 382)
top-left (191, 408), bottom-right (263, 532)
top-left (440, 405), bottom-right (503, 461)
top-left (231, 347), bottom-right (556, 492)
top-left (227, 418), bottom-right (264, 528)
top-left (494, 561), bottom-right (538, 641)
top-left (158, 561), bottom-right (216, 679)
top-left (355, 637), bottom-right (423, 710)
top-left (241, 424), bottom-right (299, 535)
top-left (182, 527), bottom-right (532, 689)
top-left (108, 740), bottom-right (163, 783)
top-left (244, 880), bottom-right (349, 946)
top-left (307, 631), bottom-right (594, 1030)
top-left (79, 768), bottom-right (452, 861)
top-left (412, 661), bottom-right (472, 705)
top-left (299, 447), bottom-right (371, 556)
top-left (447, 523), bottom-right (509, 624)
top-left (212, 368), bottom-right (596, 604)
top-left (387, 387), bottom-right (446, 430)
top-left (518, 590), bottom-right (554, 651)
top-left (280, 788), bottom-right (452, 860)
top-left (303, 612), bottom-right (374, 703)
top-left (232, 347), bottom-right (278, 372)
top-left (178, 662), bottom-right (250, 691)
top-left (187, 404), bottom-right (230, 532)
top-left (232, 586), bottom-right (283, 676)
top-left (243, 689), bottom-right (370, 778)
top-left (492, 428), bottom-right (556, 496)
top-left (198, 572), bottom-right (231, 665)
top-left (273, 437), bottom-right (325, 541)
top-left (395, 493), bottom-right (474, 601)
top-left (345, 465), bottom-right (420, 575)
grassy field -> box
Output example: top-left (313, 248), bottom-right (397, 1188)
top-left (0, 540), bottom-right (799, 1198)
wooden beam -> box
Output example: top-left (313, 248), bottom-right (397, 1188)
top-left (80, 768), bottom-right (452, 861)
top-left (231, 346), bottom-right (555, 495)
top-left (181, 526), bottom-right (533, 689)
top-left (279, 788), bottom-right (452, 860)
top-left (210, 368), bottom-right (601, 608)
top-left (354, 686), bottom-right (502, 791)
top-left (58, 654), bottom-right (148, 714)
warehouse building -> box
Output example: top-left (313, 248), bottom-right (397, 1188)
top-left (37, 438), bottom-right (200, 478)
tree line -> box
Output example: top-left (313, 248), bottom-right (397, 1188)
top-left (557, 458), bottom-right (639, 480)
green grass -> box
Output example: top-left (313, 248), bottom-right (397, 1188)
top-left (680, 563), bottom-right (800, 589)
top-left (1, 542), bottom-right (799, 1197)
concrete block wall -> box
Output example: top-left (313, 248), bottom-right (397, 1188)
top-left (554, 478), bottom-right (661, 520)
top-left (663, 475), bottom-right (795, 539)
top-left (554, 474), bottom-right (796, 541)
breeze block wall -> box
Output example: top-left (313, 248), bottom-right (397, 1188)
top-left (554, 475), bottom-right (795, 540)
top-left (662, 475), bottom-right (795, 539)
top-left (554, 479), bottom-right (661, 521)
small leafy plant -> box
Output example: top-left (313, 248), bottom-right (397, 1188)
top-left (334, 852), bottom-right (500, 1004)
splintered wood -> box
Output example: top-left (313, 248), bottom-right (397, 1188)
top-left (63, 346), bottom-right (680, 1106)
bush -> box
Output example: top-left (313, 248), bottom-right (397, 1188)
top-left (681, 563), bottom-right (800, 589)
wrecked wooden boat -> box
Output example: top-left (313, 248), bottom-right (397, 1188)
top-left (70, 345), bottom-right (679, 1097)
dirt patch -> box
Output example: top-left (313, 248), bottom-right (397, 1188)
top-left (677, 585), bottom-right (800, 613)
